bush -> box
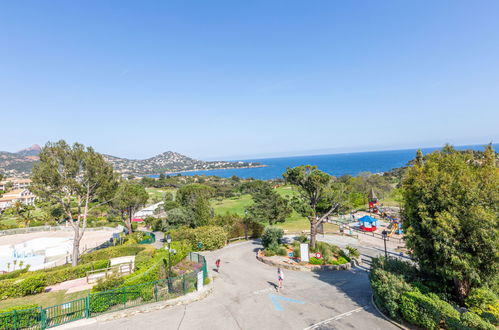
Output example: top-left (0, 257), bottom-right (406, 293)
top-left (277, 246), bottom-right (288, 256)
top-left (370, 257), bottom-right (418, 281)
top-left (332, 257), bottom-right (349, 265)
top-left (0, 304), bottom-right (40, 329)
top-left (261, 227), bottom-right (284, 248)
top-left (0, 267), bottom-right (29, 280)
top-left (264, 249), bottom-right (276, 257)
top-left (0, 274), bottom-right (47, 299)
top-left (169, 226), bottom-right (227, 251)
top-left (369, 267), bottom-right (413, 320)
top-left (346, 246), bottom-right (360, 258)
top-left (400, 291), bottom-right (441, 330)
top-left (92, 274), bottom-right (125, 292)
top-left (296, 234), bottom-right (308, 243)
top-left (309, 257), bottom-right (322, 265)
top-left (460, 312), bottom-right (496, 330)
top-left (465, 287), bottom-right (499, 321)
top-left (293, 246), bottom-right (300, 258)
top-left (42, 259), bottom-right (109, 286)
top-left (80, 244), bottom-right (145, 263)
top-left (192, 226), bottom-right (227, 250)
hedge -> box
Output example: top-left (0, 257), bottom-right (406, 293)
top-left (80, 244), bottom-right (145, 263)
top-left (261, 227), bottom-right (283, 249)
top-left (0, 274), bottom-right (47, 299)
top-left (0, 267), bottom-right (29, 281)
top-left (169, 226), bottom-right (227, 251)
top-left (0, 304), bottom-right (40, 329)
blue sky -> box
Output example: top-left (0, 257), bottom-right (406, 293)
top-left (1, 1), bottom-right (498, 160)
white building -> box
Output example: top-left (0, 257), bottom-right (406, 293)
top-left (0, 178), bottom-right (32, 191)
top-left (134, 201), bottom-right (164, 219)
top-left (0, 189), bottom-right (36, 210)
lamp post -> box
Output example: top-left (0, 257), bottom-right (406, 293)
top-left (165, 234), bottom-right (176, 291)
top-left (381, 230), bottom-right (388, 258)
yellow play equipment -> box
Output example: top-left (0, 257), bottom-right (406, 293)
top-left (387, 222), bottom-right (398, 237)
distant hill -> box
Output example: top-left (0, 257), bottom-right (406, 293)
top-left (0, 145), bottom-right (262, 178)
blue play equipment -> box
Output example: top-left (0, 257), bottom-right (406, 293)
top-left (358, 215), bottom-right (378, 232)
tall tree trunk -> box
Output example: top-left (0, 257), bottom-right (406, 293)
top-left (72, 227), bottom-right (80, 266)
top-left (310, 217), bottom-right (317, 249)
top-left (127, 208), bottom-right (133, 234)
top-left (454, 278), bottom-right (471, 305)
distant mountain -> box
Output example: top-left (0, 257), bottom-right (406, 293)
top-left (16, 144), bottom-right (42, 157)
top-left (0, 145), bottom-right (263, 178)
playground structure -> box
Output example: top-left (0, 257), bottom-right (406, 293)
top-left (367, 188), bottom-right (404, 235)
top-left (358, 215), bottom-right (377, 232)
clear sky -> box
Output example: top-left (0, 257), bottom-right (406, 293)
top-left (1, 1), bottom-right (498, 160)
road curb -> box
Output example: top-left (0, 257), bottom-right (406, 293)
top-left (370, 294), bottom-right (410, 330)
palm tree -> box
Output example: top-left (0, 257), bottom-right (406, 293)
top-left (7, 262), bottom-right (10, 272)
top-left (13, 260), bottom-right (17, 271)
top-left (19, 260), bottom-right (24, 269)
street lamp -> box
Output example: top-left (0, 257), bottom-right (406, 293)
top-left (165, 234), bottom-right (176, 290)
top-left (381, 230), bottom-right (388, 258)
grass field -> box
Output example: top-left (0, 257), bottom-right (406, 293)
top-left (210, 185), bottom-right (335, 232)
top-left (145, 187), bottom-right (175, 203)
top-left (0, 289), bottom-right (90, 310)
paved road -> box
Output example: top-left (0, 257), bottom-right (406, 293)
top-left (77, 240), bottom-right (398, 330)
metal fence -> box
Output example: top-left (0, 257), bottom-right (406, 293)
top-left (138, 232), bottom-right (156, 245)
top-left (0, 253), bottom-right (206, 329)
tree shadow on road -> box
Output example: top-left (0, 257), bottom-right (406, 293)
top-left (309, 263), bottom-right (389, 327)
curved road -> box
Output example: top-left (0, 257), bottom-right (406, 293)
top-left (77, 239), bottom-right (397, 330)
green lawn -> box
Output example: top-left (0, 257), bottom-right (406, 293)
top-left (211, 185), bottom-right (331, 233)
top-left (0, 289), bottom-right (90, 310)
top-left (145, 187), bottom-right (175, 203)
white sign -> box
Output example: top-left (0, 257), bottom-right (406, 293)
top-left (197, 271), bottom-right (204, 291)
top-left (300, 243), bottom-right (309, 262)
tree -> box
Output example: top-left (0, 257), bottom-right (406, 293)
top-left (113, 181), bottom-right (149, 234)
top-left (13, 201), bottom-right (35, 227)
top-left (245, 180), bottom-right (291, 225)
top-left (402, 145), bottom-right (499, 304)
top-left (283, 165), bottom-right (346, 248)
top-left (31, 140), bottom-right (118, 266)
top-left (176, 184), bottom-right (215, 227)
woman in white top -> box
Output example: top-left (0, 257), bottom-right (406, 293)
top-left (277, 267), bottom-right (284, 291)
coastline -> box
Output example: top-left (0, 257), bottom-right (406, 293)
top-left (152, 164), bottom-right (269, 176)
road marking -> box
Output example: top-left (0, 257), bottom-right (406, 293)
top-left (269, 294), bottom-right (305, 311)
top-left (253, 288), bottom-right (274, 295)
top-left (303, 305), bottom-right (369, 329)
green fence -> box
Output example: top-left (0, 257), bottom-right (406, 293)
top-left (0, 253), bottom-right (206, 329)
top-left (138, 232), bottom-right (156, 245)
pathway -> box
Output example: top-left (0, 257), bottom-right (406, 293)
top-left (72, 240), bottom-right (398, 330)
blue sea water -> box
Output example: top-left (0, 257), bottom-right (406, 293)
top-left (153, 144), bottom-right (497, 180)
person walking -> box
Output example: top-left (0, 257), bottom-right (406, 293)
top-left (215, 259), bottom-right (221, 272)
top-left (277, 267), bottom-right (284, 291)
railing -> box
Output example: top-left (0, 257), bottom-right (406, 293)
top-left (0, 225), bottom-right (123, 237)
top-left (86, 262), bottom-right (134, 284)
top-left (0, 253), bottom-right (207, 329)
top-left (138, 232), bottom-right (156, 245)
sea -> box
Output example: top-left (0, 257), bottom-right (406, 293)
top-left (152, 144), bottom-right (497, 180)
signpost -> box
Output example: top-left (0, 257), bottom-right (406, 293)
top-left (197, 271), bottom-right (204, 291)
top-left (288, 252), bottom-right (293, 258)
top-left (315, 252), bottom-right (322, 259)
top-left (300, 243), bottom-right (309, 262)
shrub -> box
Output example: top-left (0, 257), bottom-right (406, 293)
top-left (460, 312), bottom-right (496, 330)
top-left (193, 226), bottom-right (227, 250)
top-left (0, 274), bottom-right (47, 299)
top-left (400, 291), bottom-right (441, 330)
top-left (0, 267), bottom-right (29, 280)
top-left (296, 234), bottom-right (308, 243)
top-left (80, 245), bottom-right (145, 263)
top-left (465, 287), bottom-right (499, 319)
top-left (169, 226), bottom-right (227, 251)
top-left (0, 304), bottom-right (40, 329)
top-left (264, 249), bottom-right (276, 257)
top-left (261, 227), bottom-right (284, 248)
top-left (277, 246), bottom-right (288, 256)
top-left (309, 257), bottom-right (322, 265)
top-left (346, 246), bottom-right (360, 258)
top-left (369, 267), bottom-right (413, 320)
top-left (293, 246), bottom-right (300, 258)
top-left (42, 259), bottom-right (109, 286)
top-left (92, 274), bottom-right (125, 292)
top-left (370, 257), bottom-right (418, 281)
top-left (332, 257), bottom-right (349, 265)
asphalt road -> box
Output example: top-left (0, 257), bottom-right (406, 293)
top-left (76, 239), bottom-right (398, 330)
